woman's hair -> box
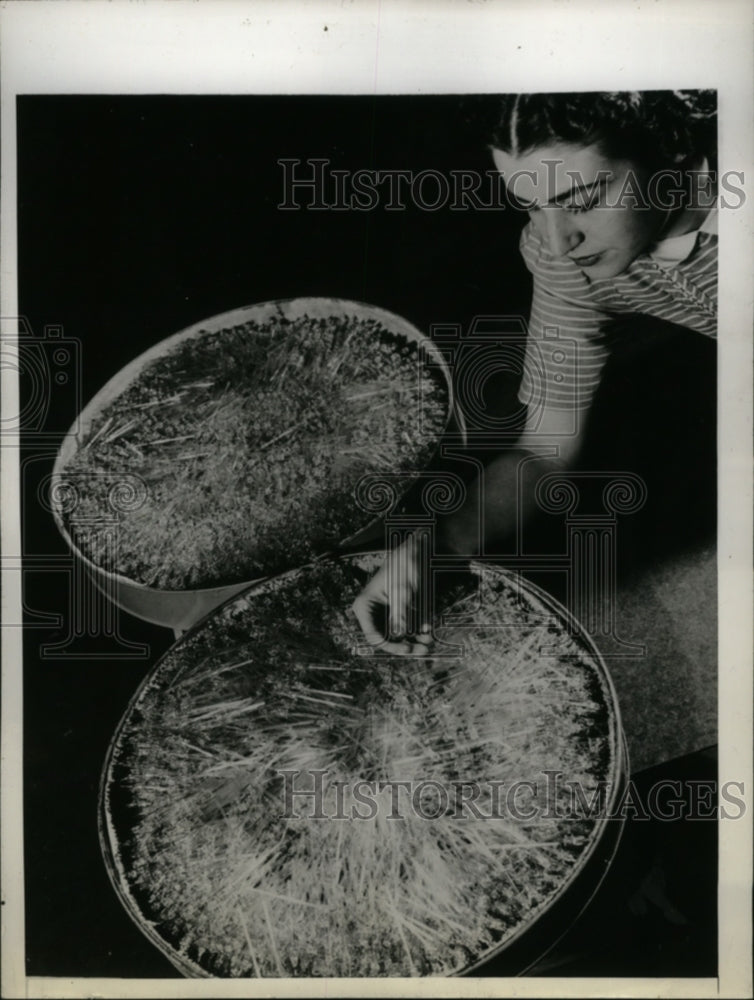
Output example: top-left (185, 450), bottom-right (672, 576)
top-left (473, 90), bottom-right (717, 172)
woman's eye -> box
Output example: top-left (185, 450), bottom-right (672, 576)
top-left (565, 201), bottom-right (592, 214)
top-left (565, 186), bottom-right (604, 213)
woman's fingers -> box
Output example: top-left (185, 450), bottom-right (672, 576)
top-left (351, 588), bottom-right (432, 656)
top-left (351, 538), bottom-right (435, 656)
top-left (387, 582), bottom-right (411, 638)
top-left (351, 586), bottom-right (387, 649)
top-left (350, 590), bottom-right (418, 655)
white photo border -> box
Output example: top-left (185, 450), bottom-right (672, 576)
top-left (1, 1), bottom-right (752, 998)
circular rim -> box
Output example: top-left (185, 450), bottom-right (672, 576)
top-left (453, 565), bottom-right (629, 975)
top-left (99, 553), bottom-right (627, 979)
top-left (52, 297), bottom-right (465, 600)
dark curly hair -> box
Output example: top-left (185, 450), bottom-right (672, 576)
top-left (470, 90), bottom-right (717, 173)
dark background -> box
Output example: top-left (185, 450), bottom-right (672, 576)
top-left (17, 95), bottom-right (716, 979)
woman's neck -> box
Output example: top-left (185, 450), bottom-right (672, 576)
top-left (657, 155), bottom-right (716, 241)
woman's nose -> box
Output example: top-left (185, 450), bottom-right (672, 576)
top-left (540, 208), bottom-right (584, 257)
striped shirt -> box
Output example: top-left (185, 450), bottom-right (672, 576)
top-left (518, 212), bottom-right (718, 414)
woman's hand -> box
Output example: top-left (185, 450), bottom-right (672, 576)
top-left (351, 534), bottom-right (434, 656)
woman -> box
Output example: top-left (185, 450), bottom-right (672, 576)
top-left (353, 90), bottom-right (719, 653)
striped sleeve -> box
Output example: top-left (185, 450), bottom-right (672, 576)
top-left (518, 225), bottom-right (614, 416)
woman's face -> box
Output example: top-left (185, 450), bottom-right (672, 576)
top-left (492, 142), bottom-right (668, 279)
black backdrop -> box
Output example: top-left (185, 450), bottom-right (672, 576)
top-left (16, 94), bottom-right (717, 980)
top-left (17, 95), bottom-right (531, 977)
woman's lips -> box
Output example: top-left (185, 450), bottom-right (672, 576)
top-left (570, 251), bottom-right (604, 268)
